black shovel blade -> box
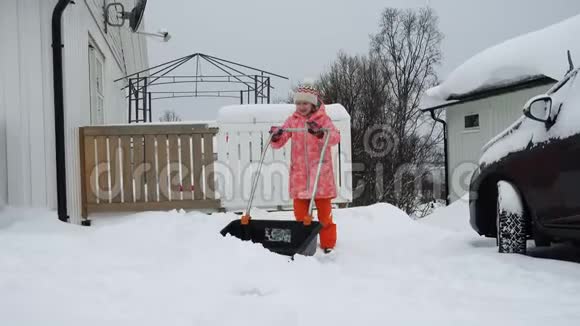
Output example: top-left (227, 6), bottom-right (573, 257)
top-left (221, 220), bottom-right (322, 256)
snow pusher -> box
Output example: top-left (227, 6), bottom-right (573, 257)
top-left (220, 128), bottom-right (331, 256)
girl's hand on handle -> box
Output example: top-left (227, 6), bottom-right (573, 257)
top-left (307, 121), bottom-right (324, 139)
top-left (269, 126), bottom-right (284, 142)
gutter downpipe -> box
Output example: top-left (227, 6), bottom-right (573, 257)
top-left (51, 0), bottom-right (73, 222)
top-left (427, 108), bottom-right (450, 206)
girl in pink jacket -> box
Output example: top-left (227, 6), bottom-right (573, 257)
top-left (270, 86), bottom-right (340, 253)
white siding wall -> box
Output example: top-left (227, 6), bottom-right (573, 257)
top-left (446, 84), bottom-right (553, 202)
top-left (0, 0), bottom-right (57, 208)
top-left (0, 0), bottom-right (148, 222)
top-left (0, 66), bottom-right (6, 207)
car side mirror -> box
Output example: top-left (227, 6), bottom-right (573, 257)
top-left (523, 95), bottom-right (553, 127)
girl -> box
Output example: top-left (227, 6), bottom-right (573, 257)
top-left (270, 86), bottom-right (341, 253)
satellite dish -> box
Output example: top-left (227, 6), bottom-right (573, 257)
top-left (129, 0), bottom-right (147, 32)
top-left (104, 0), bottom-right (147, 33)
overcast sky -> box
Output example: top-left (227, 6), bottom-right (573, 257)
top-left (144, 0), bottom-right (580, 121)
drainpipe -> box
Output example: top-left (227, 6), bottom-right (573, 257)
top-left (427, 108), bottom-right (450, 205)
top-left (51, 0), bottom-right (74, 222)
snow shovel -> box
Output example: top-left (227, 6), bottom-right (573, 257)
top-left (220, 128), bottom-right (331, 256)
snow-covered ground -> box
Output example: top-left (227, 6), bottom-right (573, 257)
top-left (1, 202), bottom-right (580, 325)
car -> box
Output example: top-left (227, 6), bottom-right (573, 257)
top-left (469, 56), bottom-right (580, 254)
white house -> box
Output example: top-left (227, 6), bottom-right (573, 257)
top-left (0, 0), bottom-right (149, 224)
top-left (423, 14), bottom-right (580, 202)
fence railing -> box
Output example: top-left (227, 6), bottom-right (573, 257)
top-left (79, 124), bottom-right (220, 218)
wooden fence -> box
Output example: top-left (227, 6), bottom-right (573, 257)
top-left (79, 124), bottom-right (220, 218)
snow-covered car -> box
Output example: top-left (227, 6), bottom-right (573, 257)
top-left (469, 58), bottom-right (580, 254)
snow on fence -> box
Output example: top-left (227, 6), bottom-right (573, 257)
top-left (215, 104), bottom-right (353, 211)
top-left (78, 124), bottom-right (220, 219)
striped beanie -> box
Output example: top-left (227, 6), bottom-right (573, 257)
top-left (294, 86), bottom-right (320, 107)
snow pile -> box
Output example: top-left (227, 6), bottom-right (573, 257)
top-left (2, 204), bottom-right (580, 325)
top-left (427, 14), bottom-right (580, 101)
top-left (217, 104), bottom-right (350, 124)
top-left (411, 200), bottom-right (446, 219)
top-left (420, 196), bottom-right (472, 233)
top-left (480, 69), bottom-right (579, 165)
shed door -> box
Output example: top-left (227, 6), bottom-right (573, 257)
top-left (88, 42), bottom-right (105, 125)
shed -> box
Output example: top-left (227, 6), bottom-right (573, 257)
top-left (215, 104), bottom-right (352, 211)
top-left (423, 14), bottom-right (580, 202)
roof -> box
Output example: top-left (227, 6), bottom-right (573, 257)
top-left (421, 75), bottom-right (555, 112)
top-left (424, 14), bottom-right (580, 108)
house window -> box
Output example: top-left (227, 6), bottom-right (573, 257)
top-left (464, 114), bottom-right (480, 130)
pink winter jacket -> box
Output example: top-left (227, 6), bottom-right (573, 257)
top-left (271, 104), bottom-right (341, 199)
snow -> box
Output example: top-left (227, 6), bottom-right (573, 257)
top-left (480, 68), bottom-right (580, 165)
top-left (419, 93), bottom-right (459, 111)
top-left (2, 204), bottom-right (580, 325)
top-left (497, 181), bottom-right (524, 215)
top-left (420, 196), bottom-right (473, 233)
top-left (426, 14), bottom-right (580, 101)
top-left (217, 104), bottom-right (350, 124)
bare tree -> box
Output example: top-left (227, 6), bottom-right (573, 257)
top-left (318, 52), bottom-right (366, 116)
top-left (318, 7), bottom-right (444, 213)
top-left (371, 7), bottom-right (444, 212)
top-left (159, 110), bottom-right (182, 122)
top-left (318, 53), bottom-right (392, 206)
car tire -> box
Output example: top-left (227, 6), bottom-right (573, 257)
top-left (497, 181), bottom-right (527, 254)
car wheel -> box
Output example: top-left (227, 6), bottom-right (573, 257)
top-left (496, 181), bottom-right (527, 254)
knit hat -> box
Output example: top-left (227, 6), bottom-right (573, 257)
top-left (294, 86), bottom-right (320, 106)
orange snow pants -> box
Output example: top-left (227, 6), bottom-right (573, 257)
top-left (293, 198), bottom-right (336, 249)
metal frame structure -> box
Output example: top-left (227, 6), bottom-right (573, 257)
top-left (114, 53), bottom-right (288, 123)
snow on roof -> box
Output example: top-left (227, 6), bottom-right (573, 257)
top-left (419, 93), bottom-right (459, 111)
top-left (426, 14), bottom-right (580, 102)
top-left (217, 104), bottom-right (350, 124)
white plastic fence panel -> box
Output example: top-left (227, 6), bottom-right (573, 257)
top-left (216, 104), bottom-right (352, 211)
top-left (334, 119), bottom-right (353, 201)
